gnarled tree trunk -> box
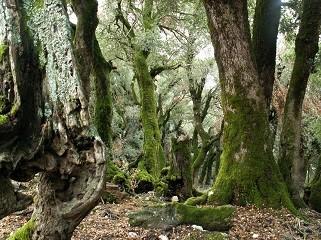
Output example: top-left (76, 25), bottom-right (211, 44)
top-left (0, 0), bottom-right (108, 239)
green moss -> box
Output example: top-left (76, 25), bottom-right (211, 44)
top-left (134, 50), bottom-right (164, 178)
top-left (155, 181), bottom-right (168, 196)
top-left (33, 0), bottom-right (44, 9)
top-left (128, 203), bottom-right (234, 231)
top-left (185, 193), bottom-right (208, 206)
top-left (101, 191), bottom-right (118, 204)
top-left (93, 39), bottom-right (113, 155)
top-left (132, 164), bottom-right (155, 193)
top-left (10, 103), bottom-right (20, 117)
top-left (106, 160), bottom-right (130, 190)
top-left (176, 204), bottom-right (235, 231)
top-left (208, 91), bottom-right (295, 212)
top-left (0, 115), bottom-right (9, 125)
top-left (7, 219), bottom-right (35, 240)
top-left (136, 167), bottom-right (154, 183)
top-left (0, 44), bottom-right (7, 61)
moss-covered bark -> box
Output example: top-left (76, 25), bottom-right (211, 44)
top-left (279, 0), bottom-right (321, 208)
top-left (134, 50), bottom-right (164, 178)
top-left (203, 0), bottom-right (294, 210)
top-left (116, 0), bottom-right (164, 180)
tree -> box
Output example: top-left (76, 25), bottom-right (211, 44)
top-left (202, 0), bottom-right (293, 208)
top-left (114, 0), bottom-right (166, 179)
top-left (0, 0), bottom-right (108, 239)
top-left (279, 0), bottom-right (321, 207)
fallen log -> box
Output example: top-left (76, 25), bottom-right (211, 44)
top-left (128, 203), bottom-right (235, 231)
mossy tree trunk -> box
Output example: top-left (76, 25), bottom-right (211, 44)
top-left (72, 0), bottom-right (113, 149)
top-left (116, 0), bottom-right (164, 179)
top-left (134, 50), bottom-right (164, 178)
top-left (1, 0), bottom-right (108, 239)
top-left (279, 0), bottom-right (321, 208)
top-left (203, 0), bottom-right (293, 209)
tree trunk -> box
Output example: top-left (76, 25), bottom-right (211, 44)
top-left (252, 0), bottom-right (281, 107)
top-left (0, 176), bottom-right (33, 219)
top-left (1, 0), bottom-right (107, 239)
top-left (278, 0), bottom-right (321, 208)
top-left (134, 50), bottom-right (165, 178)
top-left (169, 135), bottom-right (193, 199)
top-left (203, 0), bottom-right (293, 209)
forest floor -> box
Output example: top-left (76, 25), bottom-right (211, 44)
top-left (1, 184), bottom-right (321, 240)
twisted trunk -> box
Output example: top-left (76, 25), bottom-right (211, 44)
top-left (1, 0), bottom-right (108, 239)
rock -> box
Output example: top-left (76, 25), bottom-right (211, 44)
top-left (192, 225), bottom-right (204, 231)
top-left (128, 232), bottom-right (139, 239)
top-left (252, 233), bottom-right (259, 238)
top-left (159, 234), bottom-right (169, 240)
top-left (171, 196), bottom-right (179, 202)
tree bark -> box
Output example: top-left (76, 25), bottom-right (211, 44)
top-left (203, 0), bottom-right (293, 209)
top-left (134, 50), bottom-right (165, 178)
top-left (116, 0), bottom-right (165, 179)
top-left (0, 0), bottom-right (108, 239)
top-left (278, 0), bottom-right (321, 208)
top-left (0, 176), bottom-right (32, 219)
top-left (252, 0), bottom-right (281, 107)
top-left (169, 135), bottom-right (193, 199)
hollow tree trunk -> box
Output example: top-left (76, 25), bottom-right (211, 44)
top-left (1, 0), bottom-right (108, 239)
top-left (279, 0), bottom-right (321, 207)
top-left (203, 0), bottom-right (293, 209)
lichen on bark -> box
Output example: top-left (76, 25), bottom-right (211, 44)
top-left (0, 0), bottom-right (107, 238)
